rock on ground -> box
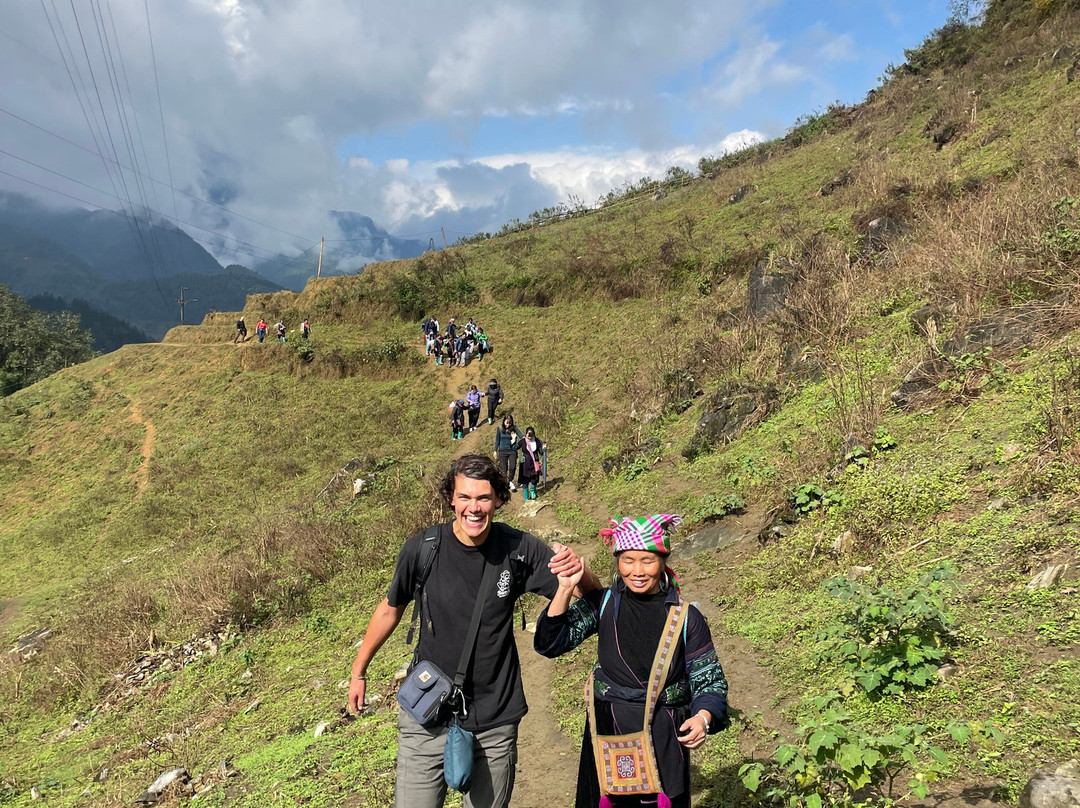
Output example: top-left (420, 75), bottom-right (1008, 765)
top-left (1018, 768), bottom-right (1080, 808)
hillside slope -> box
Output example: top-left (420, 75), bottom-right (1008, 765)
top-left (3, 5), bottom-right (1080, 807)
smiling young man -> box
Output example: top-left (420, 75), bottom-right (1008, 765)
top-left (347, 453), bottom-right (596, 808)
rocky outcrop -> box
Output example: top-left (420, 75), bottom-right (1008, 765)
top-left (862, 216), bottom-right (909, 253)
top-left (729, 184), bottom-right (757, 205)
top-left (1019, 762), bottom-right (1080, 808)
top-left (820, 169), bottom-right (852, 197)
top-left (891, 303), bottom-right (1062, 408)
top-left (747, 256), bottom-right (797, 319)
top-left (683, 382), bottom-right (780, 460)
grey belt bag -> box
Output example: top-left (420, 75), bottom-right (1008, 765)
top-left (396, 660), bottom-right (454, 727)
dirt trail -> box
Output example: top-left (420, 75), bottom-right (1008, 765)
top-left (129, 399), bottom-right (156, 501)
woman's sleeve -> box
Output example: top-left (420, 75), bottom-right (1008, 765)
top-left (684, 607), bottom-right (729, 732)
top-left (534, 589), bottom-right (604, 658)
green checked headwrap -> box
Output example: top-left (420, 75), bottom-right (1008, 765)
top-left (599, 514), bottom-right (683, 555)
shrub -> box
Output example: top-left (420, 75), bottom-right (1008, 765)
top-left (818, 565), bottom-right (958, 697)
top-left (688, 492), bottom-right (746, 524)
top-left (792, 483), bottom-right (844, 514)
top-left (739, 691), bottom-right (951, 807)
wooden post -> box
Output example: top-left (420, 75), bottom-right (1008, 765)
top-left (317, 237), bottom-right (324, 278)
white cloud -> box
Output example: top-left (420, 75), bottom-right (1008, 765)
top-left (0, 0), bottom-right (786, 263)
top-left (704, 36), bottom-right (807, 108)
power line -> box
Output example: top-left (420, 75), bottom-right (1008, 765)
top-left (140, 0), bottom-right (190, 278)
top-left (0, 105), bottom-right (318, 245)
top-left (0, 160), bottom-right (317, 270)
top-left (39, 0), bottom-right (170, 307)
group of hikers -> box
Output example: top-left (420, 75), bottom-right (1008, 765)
top-left (448, 380), bottom-right (547, 502)
top-left (234, 316), bottom-right (310, 344)
top-left (348, 454), bottom-right (728, 808)
top-left (422, 315), bottom-right (491, 367)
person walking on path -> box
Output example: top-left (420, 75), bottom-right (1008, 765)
top-left (256, 318), bottom-right (268, 343)
top-left (301, 319), bottom-right (311, 339)
top-left (433, 334), bottom-right (445, 365)
top-left (535, 515), bottom-right (729, 808)
top-left (493, 414), bottom-right (523, 491)
top-left (234, 316), bottom-right (247, 343)
top-left (447, 318), bottom-right (458, 341)
top-left (466, 385), bottom-right (484, 432)
top-left (477, 329), bottom-right (490, 361)
top-left (346, 454), bottom-right (598, 808)
top-left (450, 399), bottom-right (466, 441)
top-left (445, 332), bottom-right (457, 368)
top-left (423, 316), bottom-right (439, 354)
top-left (275, 320), bottom-right (286, 343)
top-left (485, 379), bottom-right (503, 424)
top-left (517, 426), bottom-right (546, 502)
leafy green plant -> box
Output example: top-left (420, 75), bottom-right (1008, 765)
top-left (1040, 196), bottom-right (1080, 263)
top-left (818, 565), bottom-right (958, 697)
top-left (292, 339), bottom-right (314, 363)
top-left (792, 483), bottom-right (844, 514)
top-left (844, 445), bottom-right (870, 469)
top-left (688, 492), bottom-right (746, 524)
top-left (739, 691), bottom-right (951, 807)
top-left (872, 427), bottom-right (897, 453)
top-left (938, 348), bottom-right (1005, 398)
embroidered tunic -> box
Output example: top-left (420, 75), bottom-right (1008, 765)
top-left (535, 580), bottom-right (728, 807)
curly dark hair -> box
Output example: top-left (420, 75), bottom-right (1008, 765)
top-left (438, 453), bottom-right (511, 509)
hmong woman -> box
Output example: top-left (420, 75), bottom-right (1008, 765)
top-left (535, 515), bottom-right (728, 808)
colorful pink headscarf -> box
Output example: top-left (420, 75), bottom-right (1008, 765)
top-left (599, 514), bottom-right (683, 555)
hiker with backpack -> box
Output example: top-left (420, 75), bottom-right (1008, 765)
top-left (275, 320), bottom-right (286, 342)
top-left (234, 316), bottom-right (247, 343)
top-left (535, 514), bottom-right (729, 808)
top-left (493, 414), bottom-right (523, 491)
top-left (347, 454), bottom-right (599, 808)
top-left (450, 399), bottom-right (466, 441)
top-left (466, 385), bottom-right (484, 432)
top-left (423, 316), bottom-right (440, 354)
top-left (517, 426), bottom-right (546, 501)
top-left (433, 334), bottom-right (445, 365)
top-left (485, 379), bottom-right (503, 424)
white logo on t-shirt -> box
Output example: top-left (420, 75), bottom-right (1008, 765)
top-left (496, 569), bottom-right (512, 598)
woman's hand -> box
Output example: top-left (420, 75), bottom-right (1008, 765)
top-left (677, 711), bottom-right (711, 749)
top-left (546, 543), bottom-right (584, 616)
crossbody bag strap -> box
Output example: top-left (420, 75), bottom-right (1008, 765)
top-left (454, 558), bottom-right (498, 691)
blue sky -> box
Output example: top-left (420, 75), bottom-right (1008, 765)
top-left (0, 0), bottom-right (955, 265)
top-left (337, 1), bottom-right (952, 166)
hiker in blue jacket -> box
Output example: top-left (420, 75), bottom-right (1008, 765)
top-left (493, 414), bottom-right (523, 491)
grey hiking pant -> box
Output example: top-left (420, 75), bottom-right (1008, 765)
top-left (395, 711), bottom-right (518, 808)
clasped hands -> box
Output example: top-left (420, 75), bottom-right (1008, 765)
top-left (549, 542), bottom-right (586, 591)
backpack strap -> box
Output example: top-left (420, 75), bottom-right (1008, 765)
top-left (405, 525), bottom-right (441, 645)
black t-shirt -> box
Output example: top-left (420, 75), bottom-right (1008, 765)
top-left (387, 521), bottom-right (558, 731)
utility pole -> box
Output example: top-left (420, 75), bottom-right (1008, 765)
top-left (317, 236), bottom-right (324, 278)
top-left (175, 286), bottom-right (196, 325)
top-left (441, 227), bottom-right (448, 248)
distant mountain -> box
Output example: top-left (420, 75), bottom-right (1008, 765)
top-left (253, 210), bottom-right (428, 291)
top-left (27, 294), bottom-right (150, 353)
top-left (0, 218), bottom-right (282, 340)
top-left (0, 192), bottom-right (223, 280)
